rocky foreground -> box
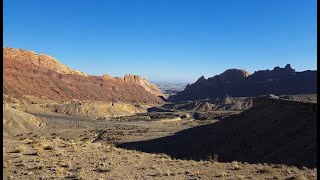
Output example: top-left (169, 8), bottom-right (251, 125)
top-left (4, 135), bottom-right (317, 180)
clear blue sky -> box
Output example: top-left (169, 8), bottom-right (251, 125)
top-left (4, 0), bottom-right (317, 83)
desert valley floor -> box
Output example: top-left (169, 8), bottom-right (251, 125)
top-left (3, 94), bottom-right (317, 180)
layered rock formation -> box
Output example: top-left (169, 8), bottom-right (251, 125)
top-left (39, 101), bottom-right (148, 119)
top-left (161, 97), bottom-right (254, 111)
top-left (123, 74), bottom-right (163, 96)
top-left (3, 47), bottom-right (164, 104)
top-left (100, 74), bottom-right (163, 96)
top-left (4, 47), bottom-right (88, 76)
top-left (169, 65), bottom-right (317, 101)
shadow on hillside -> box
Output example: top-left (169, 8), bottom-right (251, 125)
top-left (118, 105), bottom-right (317, 168)
top-left (158, 96), bottom-right (168, 102)
top-left (147, 106), bottom-right (175, 113)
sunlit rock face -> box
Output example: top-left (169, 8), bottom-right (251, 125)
top-left (3, 47), bottom-right (164, 104)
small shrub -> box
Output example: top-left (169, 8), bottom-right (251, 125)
top-left (159, 153), bottom-right (171, 159)
top-left (43, 145), bottom-right (54, 150)
top-left (59, 162), bottom-right (70, 168)
top-left (273, 164), bottom-right (285, 169)
top-left (257, 167), bottom-right (271, 173)
top-left (165, 170), bottom-right (170, 176)
top-left (231, 161), bottom-right (241, 170)
top-left (215, 170), bottom-right (226, 177)
top-left (9, 149), bottom-right (23, 153)
top-left (95, 167), bottom-right (110, 173)
top-left (207, 154), bottom-right (219, 162)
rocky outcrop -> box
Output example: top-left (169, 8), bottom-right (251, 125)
top-left (218, 69), bottom-right (250, 82)
top-left (169, 65), bottom-right (317, 101)
top-left (101, 74), bottom-right (164, 96)
top-left (123, 74), bottom-right (163, 96)
top-left (101, 74), bottom-right (163, 96)
top-left (3, 47), bottom-right (164, 104)
top-left (4, 47), bottom-right (88, 76)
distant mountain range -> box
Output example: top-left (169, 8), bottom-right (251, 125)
top-left (152, 81), bottom-right (188, 98)
top-left (169, 64), bottom-right (317, 102)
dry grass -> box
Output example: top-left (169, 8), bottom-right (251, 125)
top-left (59, 162), bottom-right (71, 168)
top-left (95, 166), bottom-right (111, 173)
top-left (215, 170), bottom-right (227, 177)
top-left (207, 154), bottom-right (219, 162)
top-left (3, 116), bottom-right (317, 180)
top-left (12, 145), bottom-right (27, 154)
top-left (231, 161), bottom-right (241, 170)
top-left (43, 145), bottom-right (54, 150)
top-left (236, 175), bottom-right (245, 180)
top-left (26, 164), bottom-right (44, 171)
top-left (257, 166), bottom-right (272, 174)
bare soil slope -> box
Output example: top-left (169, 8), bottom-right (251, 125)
top-left (41, 101), bottom-right (148, 119)
top-left (119, 97), bottom-right (317, 168)
top-left (4, 94), bottom-right (150, 119)
top-left (3, 106), bottom-right (46, 136)
top-left (3, 95), bottom-right (317, 179)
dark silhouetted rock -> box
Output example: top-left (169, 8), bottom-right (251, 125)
top-left (169, 65), bottom-right (316, 102)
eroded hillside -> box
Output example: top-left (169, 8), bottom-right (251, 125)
top-left (120, 97), bottom-right (317, 168)
top-left (3, 47), bottom-right (164, 104)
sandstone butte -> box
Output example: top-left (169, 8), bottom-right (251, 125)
top-left (3, 47), bottom-right (164, 104)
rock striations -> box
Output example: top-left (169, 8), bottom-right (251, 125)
top-left (4, 47), bottom-right (88, 76)
top-left (123, 74), bottom-right (163, 96)
top-left (169, 65), bottom-right (317, 101)
top-left (101, 74), bottom-right (163, 96)
top-left (3, 47), bottom-right (164, 104)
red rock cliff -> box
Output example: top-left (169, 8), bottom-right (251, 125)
top-left (3, 47), bottom-right (164, 104)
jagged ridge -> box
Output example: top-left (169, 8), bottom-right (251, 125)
top-left (169, 64), bottom-right (317, 101)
